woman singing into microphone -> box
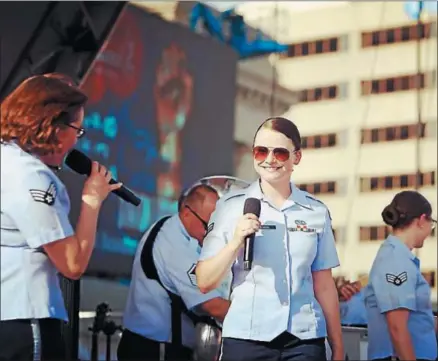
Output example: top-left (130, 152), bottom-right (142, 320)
top-left (0, 74), bottom-right (121, 360)
top-left (196, 117), bottom-right (344, 361)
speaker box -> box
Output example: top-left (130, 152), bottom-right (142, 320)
top-left (0, 1), bottom-right (127, 100)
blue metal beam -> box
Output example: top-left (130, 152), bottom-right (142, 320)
top-left (189, 2), bottom-right (288, 59)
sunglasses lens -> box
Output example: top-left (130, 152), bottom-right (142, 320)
top-left (273, 148), bottom-right (290, 162)
top-left (253, 146), bottom-right (269, 162)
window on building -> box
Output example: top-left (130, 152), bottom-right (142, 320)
top-left (386, 78), bottom-right (395, 92)
top-left (297, 181), bottom-right (338, 195)
top-left (328, 86), bottom-right (337, 99)
top-left (313, 183), bottom-right (321, 194)
top-left (360, 171), bottom-right (436, 192)
top-left (371, 80), bottom-right (379, 94)
top-left (400, 125), bottom-right (409, 139)
top-left (281, 35), bottom-right (346, 59)
top-left (302, 42), bottom-right (309, 56)
top-left (360, 225), bottom-right (390, 242)
top-left (314, 88), bottom-right (323, 100)
top-left (371, 129), bottom-right (379, 143)
top-left (362, 123), bottom-right (427, 144)
top-left (422, 271), bottom-right (436, 288)
top-left (370, 177), bottom-right (378, 190)
top-left (314, 136), bottom-right (322, 148)
top-left (287, 45), bottom-right (295, 58)
top-left (370, 227), bottom-right (378, 240)
top-left (328, 133), bottom-right (337, 147)
top-left (300, 84), bottom-right (344, 103)
top-left (385, 127), bottom-right (396, 141)
top-left (401, 26), bottom-right (410, 41)
top-left (315, 40), bottom-right (323, 53)
top-left (361, 22), bottom-right (434, 48)
top-left (400, 76), bottom-right (410, 90)
top-left (301, 133), bottom-right (338, 149)
top-left (384, 176), bottom-right (393, 189)
top-left (361, 73), bottom-right (429, 95)
top-left (327, 181), bottom-right (336, 193)
top-left (329, 37), bottom-right (338, 51)
top-left (386, 29), bottom-right (396, 43)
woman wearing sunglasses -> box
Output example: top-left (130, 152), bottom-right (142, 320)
top-left (364, 191), bottom-right (437, 361)
top-left (0, 74), bottom-right (120, 360)
top-left (196, 117), bottom-right (344, 361)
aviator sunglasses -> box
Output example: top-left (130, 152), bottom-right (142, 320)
top-left (253, 146), bottom-right (296, 163)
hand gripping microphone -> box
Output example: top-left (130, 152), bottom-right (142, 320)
top-left (65, 149), bottom-right (141, 207)
top-left (243, 198), bottom-right (261, 271)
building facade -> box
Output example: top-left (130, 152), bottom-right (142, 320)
top-left (237, 1), bottom-right (437, 300)
top-left (234, 57), bottom-right (299, 179)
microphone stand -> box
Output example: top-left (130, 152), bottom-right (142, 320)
top-left (89, 303), bottom-right (123, 361)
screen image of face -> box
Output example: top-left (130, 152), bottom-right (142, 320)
top-left (59, 4), bottom-right (238, 278)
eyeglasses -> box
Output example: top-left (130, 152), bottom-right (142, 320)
top-left (431, 218), bottom-right (437, 230)
top-left (185, 205), bottom-right (209, 234)
top-left (253, 146), bottom-right (296, 163)
top-left (67, 124), bottom-right (86, 139)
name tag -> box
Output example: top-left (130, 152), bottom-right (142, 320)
top-left (261, 224), bottom-right (276, 230)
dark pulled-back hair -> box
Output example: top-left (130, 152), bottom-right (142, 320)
top-left (382, 190), bottom-right (432, 229)
top-left (253, 117), bottom-right (301, 150)
top-left (0, 73), bottom-right (87, 155)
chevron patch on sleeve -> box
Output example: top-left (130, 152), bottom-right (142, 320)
top-left (29, 182), bottom-right (57, 206)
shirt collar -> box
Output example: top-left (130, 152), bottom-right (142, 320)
top-left (386, 234), bottom-right (419, 267)
top-left (176, 214), bottom-right (191, 241)
top-left (246, 179), bottom-right (312, 211)
top-left (4, 141), bottom-right (61, 173)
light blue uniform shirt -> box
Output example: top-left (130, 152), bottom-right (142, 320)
top-left (122, 214), bottom-right (222, 349)
top-left (199, 180), bottom-right (340, 341)
top-left (339, 290), bottom-right (367, 326)
top-left (364, 235), bottom-right (437, 360)
top-left (1, 142), bottom-right (72, 321)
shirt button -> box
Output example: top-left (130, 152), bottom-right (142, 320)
top-left (283, 279), bottom-right (287, 284)
top-left (282, 301), bottom-right (289, 306)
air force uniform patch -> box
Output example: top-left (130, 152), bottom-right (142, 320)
top-left (29, 182), bottom-right (57, 206)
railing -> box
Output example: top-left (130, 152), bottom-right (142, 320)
top-left (77, 312), bottom-right (437, 361)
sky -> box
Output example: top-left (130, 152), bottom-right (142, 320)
top-left (205, 1), bottom-right (348, 12)
top-left (205, 2), bottom-right (241, 10)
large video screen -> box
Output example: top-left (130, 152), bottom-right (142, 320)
top-left (59, 5), bottom-right (238, 278)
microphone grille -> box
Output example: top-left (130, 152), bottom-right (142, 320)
top-left (64, 149), bottom-right (92, 175)
top-left (243, 198), bottom-right (261, 217)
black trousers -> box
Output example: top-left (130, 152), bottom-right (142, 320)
top-left (117, 328), bottom-right (192, 361)
top-left (0, 318), bottom-right (65, 361)
top-left (220, 332), bottom-right (326, 361)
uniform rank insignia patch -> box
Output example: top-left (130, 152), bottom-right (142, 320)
top-left (386, 272), bottom-right (408, 286)
top-left (187, 264), bottom-right (197, 286)
top-left (29, 182), bottom-right (57, 206)
top-left (206, 222), bottom-right (214, 235)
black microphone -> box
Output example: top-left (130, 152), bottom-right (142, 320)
top-left (65, 149), bottom-right (141, 207)
top-left (243, 198), bottom-right (261, 271)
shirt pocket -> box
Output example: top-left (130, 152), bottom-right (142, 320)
top-left (288, 229), bottom-right (318, 263)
